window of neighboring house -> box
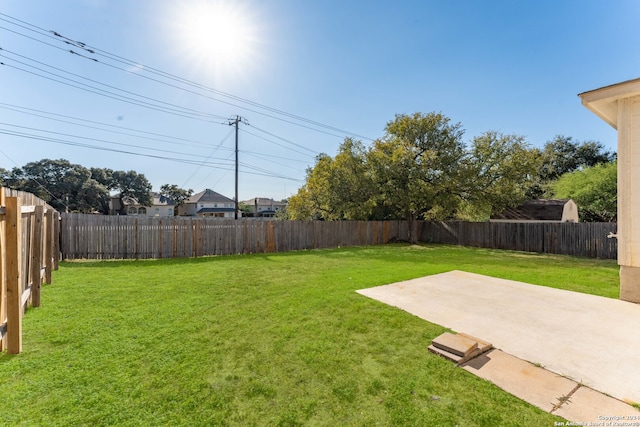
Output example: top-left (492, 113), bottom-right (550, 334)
top-left (138, 207), bottom-right (147, 215)
top-left (127, 206), bottom-right (138, 215)
top-left (168, 208), bottom-right (173, 216)
top-left (214, 203), bottom-right (218, 208)
top-left (200, 204), bottom-right (204, 207)
top-left (215, 212), bottom-right (224, 217)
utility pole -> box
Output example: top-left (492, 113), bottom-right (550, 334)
top-left (228, 116), bottom-right (247, 220)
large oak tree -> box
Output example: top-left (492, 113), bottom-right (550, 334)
top-left (369, 112), bottom-right (466, 242)
top-left (3, 159), bottom-right (154, 214)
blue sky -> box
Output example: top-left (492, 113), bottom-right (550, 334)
top-left (1, 0), bottom-right (638, 202)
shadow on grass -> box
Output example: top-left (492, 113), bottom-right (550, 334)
top-left (58, 245), bottom-right (373, 269)
top-left (0, 353), bottom-right (19, 365)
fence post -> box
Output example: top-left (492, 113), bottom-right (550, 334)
top-left (44, 208), bottom-right (54, 285)
top-left (30, 205), bottom-right (44, 307)
top-left (53, 211), bottom-right (60, 270)
top-left (6, 196), bottom-right (23, 354)
top-left (0, 188), bottom-right (6, 351)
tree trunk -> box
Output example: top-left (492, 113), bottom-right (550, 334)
top-left (406, 211), bottom-right (418, 244)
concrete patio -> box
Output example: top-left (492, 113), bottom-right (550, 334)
top-left (357, 271), bottom-right (640, 422)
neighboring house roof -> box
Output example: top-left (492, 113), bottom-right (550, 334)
top-left (197, 207), bottom-right (235, 213)
top-left (241, 197), bottom-right (287, 209)
top-left (186, 189), bottom-right (235, 204)
top-left (242, 197), bottom-right (286, 205)
top-left (153, 193), bottom-right (176, 206)
top-left (111, 192), bottom-right (175, 206)
top-left (490, 199), bottom-right (578, 222)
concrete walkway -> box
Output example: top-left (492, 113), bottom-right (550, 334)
top-left (357, 271), bottom-right (640, 421)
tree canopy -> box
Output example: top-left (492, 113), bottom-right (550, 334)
top-left (2, 159), bottom-right (156, 214)
top-left (462, 131), bottom-right (542, 220)
top-left (287, 112), bottom-right (546, 237)
top-left (159, 184), bottom-right (193, 215)
top-left (549, 161), bottom-right (617, 222)
top-left (287, 138), bottom-right (374, 220)
top-left (3, 117), bottom-right (616, 223)
top-left (528, 135), bottom-right (616, 198)
top-left (2, 159), bottom-right (108, 212)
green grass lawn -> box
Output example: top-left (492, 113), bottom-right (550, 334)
top-left (0, 244), bottom-right (619, 426)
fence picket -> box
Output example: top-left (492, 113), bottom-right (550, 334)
top-left (419, 221), bottom-right (617, 259)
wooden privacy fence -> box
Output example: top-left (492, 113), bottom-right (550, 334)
top-left (1, 188), bottom-right (60, 354)
top-left (60, 214), bottom-right (409, 260)
top-left (60, 214), bottom-right (618, 261)
top-left (419, 221), bottom-right (617, 259)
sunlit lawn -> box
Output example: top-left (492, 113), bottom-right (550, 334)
top-left (0, 244), bottom-right (618, 426)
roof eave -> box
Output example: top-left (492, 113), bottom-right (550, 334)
top-left (579, 77), bottom-right (640, 129)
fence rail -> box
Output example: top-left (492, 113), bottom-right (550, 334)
top-left (1, 188), bottom-right (60, 354)
top-left (60, 214), bottom-right (409, 260)
top-left (419, 221), bottom-right (617, 259)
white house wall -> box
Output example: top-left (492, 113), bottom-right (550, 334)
top-left (617, 95), bottom-right (640, 267)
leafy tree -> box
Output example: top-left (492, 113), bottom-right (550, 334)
top-left (159, 184), bottom-right (193, 205)
top-left (12, 159), bottom-right (107, 212)
top-left (274, 199), bottom-right (290, 220)
top-left (287, 154), bottom-right (334, 220)
top-left (0, 167), bottom-right (9, 187)
top-left (541, 135), bottom-right (615, 179)
top-left (76, 179), bottom-right (110, 213)
top-left (91, 167), bottom-right (152, 208)
top-left (325, 138), bottom-right (374, 220)
top-left (90, 167), bottom-right (115, 188)
top-left (369, 112), bottom-right (466, 242)
top-left (1, 160), bottom-right (154, 213)
top-left (287, 138), bottom-right (374, 220)
top-left (238, 202), bottom-right (253, 216)
top-left (107, 170), bottom-right (152, 213)
top-left (529, 135), bottom-right (616, 198)
top-left (290, 113), bottom-right (582, 228)
top-left (159, 184), bottom-right (193, 215)
top-left (462, 131), bottom-right (542, 220)
top-left (549, 161), bottom-right (617, 222)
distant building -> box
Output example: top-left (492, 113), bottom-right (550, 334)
top-left (178, 189), bottom-right (240, 218)
top-left (490, 199), bottom-right (579, 223)
top-left (241, 197), bottom-right (287, 218)
top-left (109, 192), bottom-right (175, 217)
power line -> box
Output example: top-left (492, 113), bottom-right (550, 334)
top-left (0, 48), bottom-right (229, 122)
top-left (0, 61), bottom-right (226, 123)
top-left (0, 12), bottom-right (334, 190)
top-left (181, 129), bottom-right (234, 188)
top-left (193, 151), bottom-right (234, 192)
top-left (0, 12), bottom-right (374, 141)
top-left (0, 102), bottom-right (215, 149)
top-left (2, 101), bottom-right (312, 165)
top-left (0, 122), bottom-right (221, 160)
top-left (248, 124), bottom-right (320, 155)
top-left (0, 128), bottom-right (231, 168)
top-left (0, 128), bottom-right (302, 181)
top-left (241, 151), bottom-right (310, 168)
top-left (240, 127), bottom-right (318, 158)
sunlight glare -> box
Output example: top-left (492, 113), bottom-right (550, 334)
top-left (171, 0), bottom-right (259, 82)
